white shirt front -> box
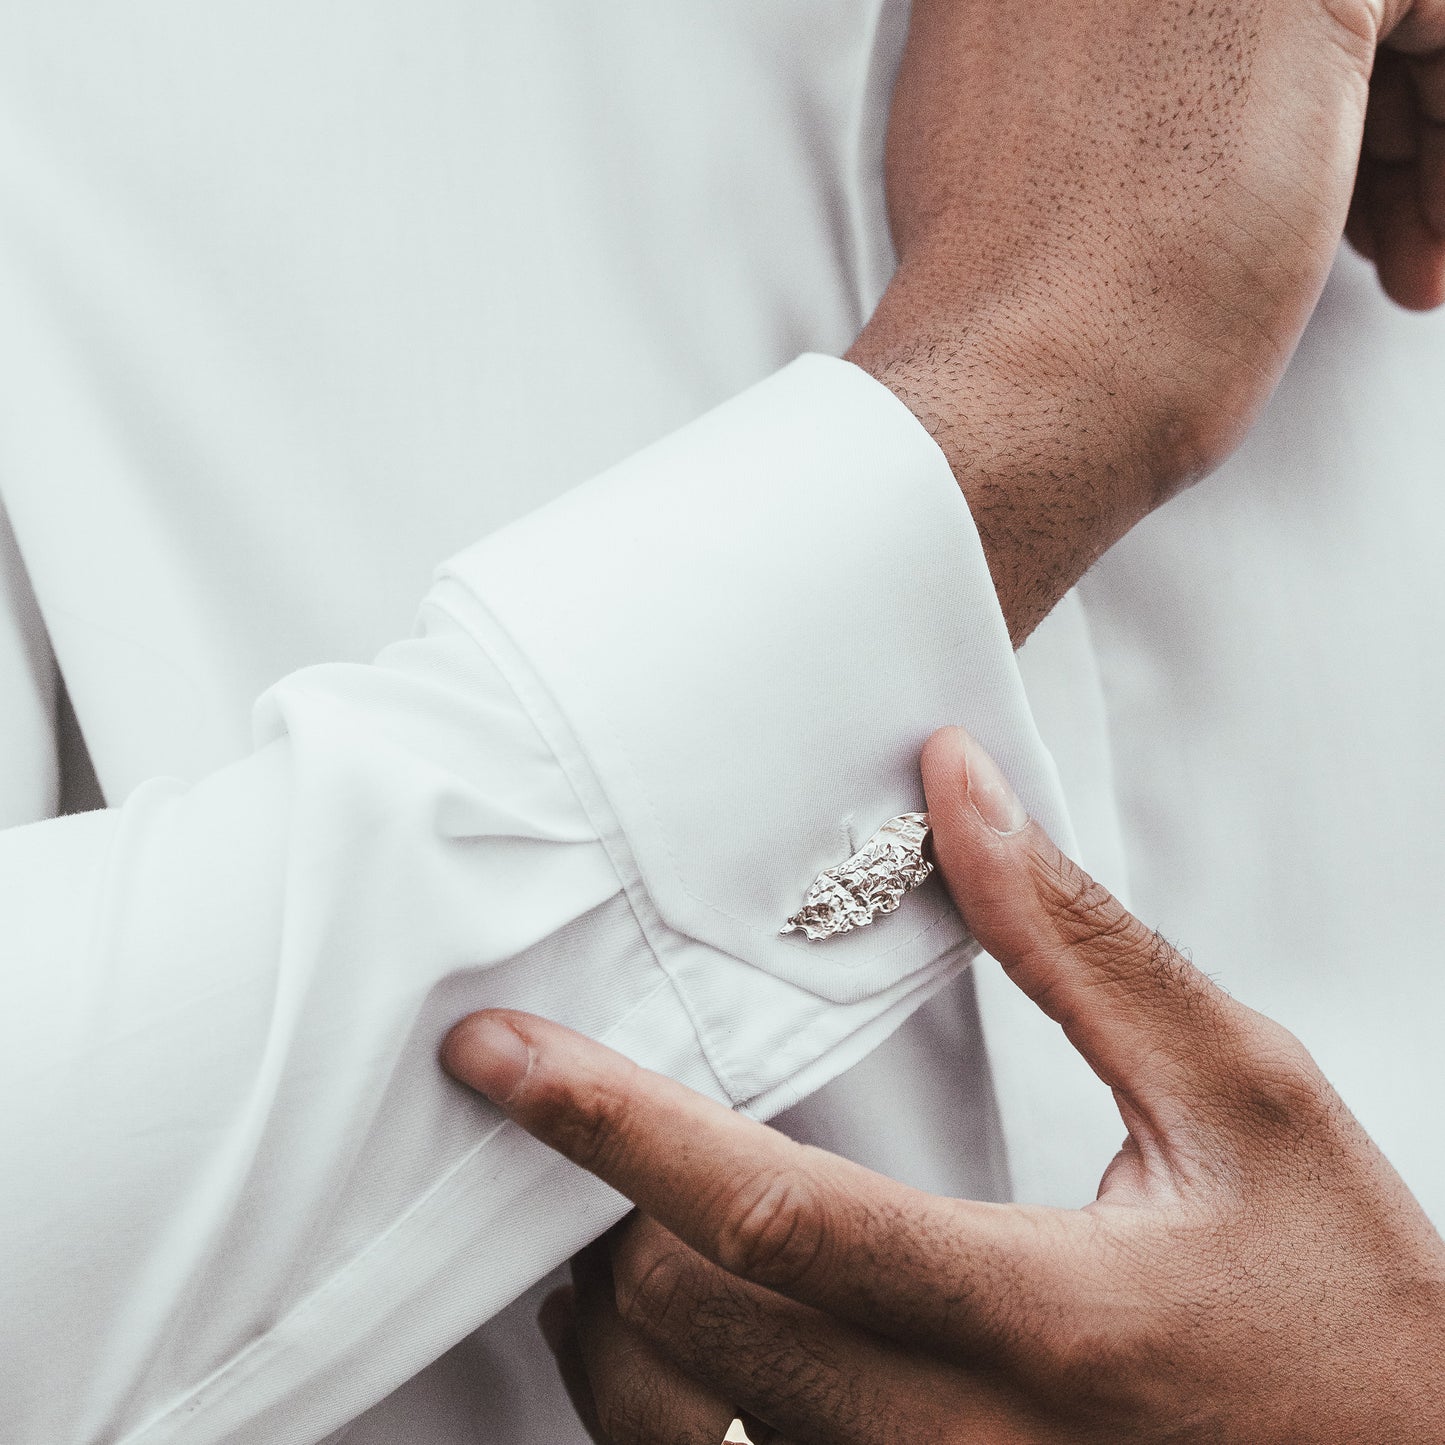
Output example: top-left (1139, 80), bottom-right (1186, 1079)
top-left (2, 4), bottom-right (1443, 1444)
top-left (0, 5), bottom-right (1119, 1442)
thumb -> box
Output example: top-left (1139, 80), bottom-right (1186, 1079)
top-left (921, 726), bottom-right (1247, 1132)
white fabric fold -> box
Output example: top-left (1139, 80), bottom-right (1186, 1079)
top-left (439, 354), bottom-right (1075, 1106)
top-left (0, 357), bottom-right (1074, 1445)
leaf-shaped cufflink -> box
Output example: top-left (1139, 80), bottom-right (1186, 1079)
top-left (780, 812), bottom-right (933, 941)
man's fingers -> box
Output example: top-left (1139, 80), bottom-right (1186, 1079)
top-left (1411, 50), bottom-right (1445, 236)
top-left (607, 1216), bottom-right (1046, 1445)
top-left (1372, 160), bottom-right (1445, 305)
top-left (920, 727), bottom-right (1273, 1136)
top-left (564, 1240), bottom-right (749, 1445)
top-left (1365, 50), bottom-right (1420, 163)
top-left (441, 1009), bottom-right (1088, 1359)
top-left (1346, 178), bottom-right (1381, 259)
top-left (1356, 42), bottom-right (1445, 306)
top-left (1353, 38), bottom-right (1445, 305)
top-left (538, 1286), bottom-right (610, 1445)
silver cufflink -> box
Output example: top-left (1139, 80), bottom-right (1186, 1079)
top-left (780, 812), bottom-right (933, 941)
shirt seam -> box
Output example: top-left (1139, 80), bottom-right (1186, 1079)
top-left (113, 971), bottom-right (685, 1445)
top-left (422, 588), bottom-right (747, 1102)
top-left (430, 578), bottom-right (949, 971)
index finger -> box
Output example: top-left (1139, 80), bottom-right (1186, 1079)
top-left (441, 1009), bottom-right (1078, 1360)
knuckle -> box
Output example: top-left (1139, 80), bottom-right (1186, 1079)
top-left (1031, 1317), bottom-right (1122, 1406)
top-left (1318, 0), bottom-right (1383, 66)
top-left (709, 1160), bottom-right (829, 1289)
top-left (535, 1060), bottom-right (643, 1177)
top-left (1224, 1013), bottom-right (1335, 1133)
top-left (615, 1241), bottom-right (690, 1339)
top-left (1034, 850), bottom-right (1152, 960)
top-left (592, 1373), bottom-right (674, 1445)
top-left (1027, 847), bottom-right (1232, 1030)
top-left (769, 1371), bottom-right (870, 1442)
top-left (737, 1335), bottom-right (872, 1441)
top-left (1031, 1301), bottom-right (1173, 1423)
top-left (1031, 852), bottom-right (1195, 992)
top-left (991, 1224), bottom-right (1192, 1421)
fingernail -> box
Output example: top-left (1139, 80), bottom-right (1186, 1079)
top-left (445, 1014), bottom-right (533, 1104)
top-left (961, 731), bottom-right (1028, 835)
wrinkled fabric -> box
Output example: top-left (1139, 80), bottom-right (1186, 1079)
top-left (5, 4), bottom-right (1442, 1444)
top-left (0, 349), bottom-right (1069, 1443)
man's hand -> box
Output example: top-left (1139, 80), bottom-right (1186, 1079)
top-left (444, 727), bottom-right (1445, 1444)
top-left (857, 0), bottom-right (1445, 641)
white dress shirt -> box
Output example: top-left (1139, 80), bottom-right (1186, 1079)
top-left (0, 349), bottom-right (1091, 1445)
top-left (0, 5), bottom-right (1123, 1440)
top-left (3, 3), bottom-right (1442, 1444)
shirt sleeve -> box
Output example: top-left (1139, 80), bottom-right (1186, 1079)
top-left (0, 355), bottom-right (1071, 1445)
top-left (0, 502), bottom-right (59, 828)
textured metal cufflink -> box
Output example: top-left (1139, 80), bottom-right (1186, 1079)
top-left (780, 812), bottom-right (933, 941)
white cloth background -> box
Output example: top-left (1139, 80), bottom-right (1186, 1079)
top-left (0, 2), bottom-right (1441, 1442)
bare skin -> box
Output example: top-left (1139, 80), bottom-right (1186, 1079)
top-left (860, 0), bottom-right (1445, 641)
top-left (443, 727), bottom-right (1445, 1444)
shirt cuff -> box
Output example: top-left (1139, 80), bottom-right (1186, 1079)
top-left (432, 354), bottom-right (1073, 1109)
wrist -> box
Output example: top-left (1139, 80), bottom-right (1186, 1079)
top-left (847, 258), bottom-right (1225, 644)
